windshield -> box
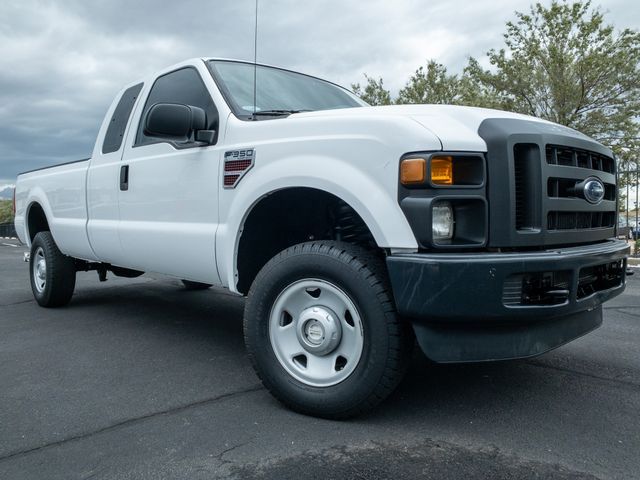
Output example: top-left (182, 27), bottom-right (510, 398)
top-left (207, 60), bottom-right (365, 119)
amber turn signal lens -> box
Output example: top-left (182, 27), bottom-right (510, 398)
top-left (431, 156), bottom-right (453, 185)
top-left (400, 157), bottom-right (426, 185)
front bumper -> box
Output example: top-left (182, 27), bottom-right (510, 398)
top-left (386, 239), bottom-right (629, 362)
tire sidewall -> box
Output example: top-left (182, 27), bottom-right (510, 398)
top-left (245, 246), bottom-right (394, 415)
top-left (30, 233), bottom-right (53, 306)
top-left (29, 231), bottom-right (75, 307)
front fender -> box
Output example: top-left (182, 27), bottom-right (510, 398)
top-left (216, 154), bottom-right (418, 293)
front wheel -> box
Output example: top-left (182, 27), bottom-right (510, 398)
top-left (30, 231), bottom-right (76, 307)
top-left (244, 241), bottom-right (413, 419)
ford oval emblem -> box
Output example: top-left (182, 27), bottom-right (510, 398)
top-left (583, 178), bottom-right (605, 204)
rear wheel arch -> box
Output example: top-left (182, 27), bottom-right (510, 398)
top-left (26, 202), bottom-right (50, 243)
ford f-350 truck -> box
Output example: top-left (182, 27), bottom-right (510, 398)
top-left (14, 58), bottom-right (629, 418)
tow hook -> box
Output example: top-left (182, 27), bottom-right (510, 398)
top-left (23, 252), bottom-right (30, 263)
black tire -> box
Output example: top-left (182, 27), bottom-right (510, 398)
top-left (181, 280), bottom-right (212, 290)
top-left (29, 231), bottom-right (76, 308)
top-left (244, 241), bottom-right (413, 419)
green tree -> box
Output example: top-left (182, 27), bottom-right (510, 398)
top-left (465, 0), bottom-right (640, 160)
top-left (396, 60), bottom-right (465, 105)
top-left (351, 75), bottom-right (392, 106)
top-left (0, 200), bottom-right (13, 224)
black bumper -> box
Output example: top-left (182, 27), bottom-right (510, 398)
top-left (386, 240), bottom-right (629, 363)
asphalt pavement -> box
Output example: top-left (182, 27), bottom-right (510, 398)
top-left (0, 238), bottom-right (639, 479)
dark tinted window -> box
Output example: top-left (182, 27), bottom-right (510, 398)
top-left (102, 83), bottom-right (143, 154)
top-left (135, 67), bottom-right (218, 146)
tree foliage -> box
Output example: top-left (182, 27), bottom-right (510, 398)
top-left (351, 75), bottom-right (392, 106)
top-left (465, 0), bottom-right (640, 161)
top-left (352, 1), bottom-right (640, 165)
top-left (396, 61), bottom-right (464, 105)
top-left (0, 200), bottom-right (13, 224)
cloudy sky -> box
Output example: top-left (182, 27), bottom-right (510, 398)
top-left (0, 0), bottom-right (638, 186)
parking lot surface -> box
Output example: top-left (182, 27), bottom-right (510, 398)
top-left (0, 238), bottom-right (639, 479)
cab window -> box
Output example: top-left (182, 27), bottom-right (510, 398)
top-left (135, 67), bottom-right (218, 147)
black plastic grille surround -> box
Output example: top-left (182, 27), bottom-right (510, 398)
top-left (478, 118), bottom-right (617, 248)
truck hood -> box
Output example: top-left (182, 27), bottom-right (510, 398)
top-left (294, 104), bottom-right (590, 152)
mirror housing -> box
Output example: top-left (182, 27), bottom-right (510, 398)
top-left (144, 103), bottom-right (215, 144)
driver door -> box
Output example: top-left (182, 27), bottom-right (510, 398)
top-left (118, 67), bottom-right (222, 284)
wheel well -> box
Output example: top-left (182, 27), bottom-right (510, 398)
top-left (27, 203), bottom-right (49, 242)
top-left (236, 188), bottom-right (377, 294)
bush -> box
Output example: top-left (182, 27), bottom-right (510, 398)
top-left (0, 200), bottom-right (13, 224)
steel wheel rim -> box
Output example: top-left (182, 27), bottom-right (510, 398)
top-left (33, 247), bottom-right (46, 293)
top-left (269, 278), bottom-right (364, 387)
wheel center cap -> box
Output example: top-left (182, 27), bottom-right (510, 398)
top-left (305, 321), bottom-right (324, 345)
top-left (297, 306), bottom-right (342, 356)
top-left (37, 260), bottom-right (46, 279)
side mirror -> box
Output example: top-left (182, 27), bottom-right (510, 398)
top-left (144, 103), bottom-right (215, 144)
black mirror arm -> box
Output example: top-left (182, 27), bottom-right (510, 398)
top-left (194, 130), bottom-right (217, 145)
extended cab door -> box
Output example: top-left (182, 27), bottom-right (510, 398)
top-left (87, 82), bottom-right (144, 266)
top-left (119, 66), bottom-right (222, 284)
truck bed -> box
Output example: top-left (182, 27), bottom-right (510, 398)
top-left (14, 158), bottom-right (98, 261)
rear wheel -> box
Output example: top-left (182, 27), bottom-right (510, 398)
top-left (181, 280), bottom-right (212, 290)
top-left (30, 231), bottom-right (76, 307)
top-left (244, 241), bottom-right (413, 419)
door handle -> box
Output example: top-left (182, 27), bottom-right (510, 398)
top-left (120, 165), bottom-right (129, 191)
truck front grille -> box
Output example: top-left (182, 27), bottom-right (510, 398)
top-left (512, 142), bottom-right (616, 244)
top-left (547, 211), bottom-right (616, 231)
top-left (546, 145), bottom-right (615, 174)
top-left (547, 178), bottom-right (615, 201)
top-left (478, 117), bottom-right (618, 248)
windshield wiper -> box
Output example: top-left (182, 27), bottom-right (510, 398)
top-left (250, 109), bottom-right (311, 117)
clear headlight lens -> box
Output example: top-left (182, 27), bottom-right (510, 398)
top-left (432, 201), bottom-right (454, 241)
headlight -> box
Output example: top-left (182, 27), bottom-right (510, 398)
top-left (432, 201), bottom-right (454, 241)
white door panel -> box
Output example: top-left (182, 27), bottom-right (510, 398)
top-left (119, 143), bottom-right (221, 283)
top-left (87, 161), bottom-right (126, 264)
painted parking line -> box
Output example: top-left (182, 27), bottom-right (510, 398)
top-left (2, 243), bottom-right (18, 247)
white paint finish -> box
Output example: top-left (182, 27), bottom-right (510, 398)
top-left (296, 104), bottom-right (558, 153)
top-left (14, 163), bottom-right (98, 261)
top-left (13, 214), bottom-right (26, 245)
top-left (118, 142), bottom-right (222, 282)
top-left (216, 112), bottom-right (442, 291)
top-left (14, 57), bottom-right (605, 294)
top-left (117, 60), bottom-right (229, 283)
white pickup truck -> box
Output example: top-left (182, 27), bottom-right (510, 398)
top-left (14, 58), bottom-right (628, 418)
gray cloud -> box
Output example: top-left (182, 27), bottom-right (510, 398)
top-left (0, 0), bottom-right (638, 184)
